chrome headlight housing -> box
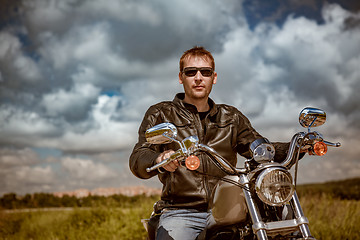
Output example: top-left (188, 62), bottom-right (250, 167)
top-left (255, 167), bottom-right (294, 206)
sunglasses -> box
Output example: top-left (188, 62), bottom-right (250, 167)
top-left (182, 67), bottom-right (214, 77)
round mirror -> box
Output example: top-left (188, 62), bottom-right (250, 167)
top-left (299, 107), bottom-right (326, 128)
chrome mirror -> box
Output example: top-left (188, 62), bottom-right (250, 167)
top-left (299, 107), bottom-right (326, 129)
top-left (145, 123), bottom-right (178, 144)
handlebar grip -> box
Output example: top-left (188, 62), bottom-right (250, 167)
top-left (146, 150), bottom-right (184, 172)
top-left (146, 157), bottom-right (171, 172)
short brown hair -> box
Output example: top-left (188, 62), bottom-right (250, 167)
top-left (179, 46), bottom-right (215, 72)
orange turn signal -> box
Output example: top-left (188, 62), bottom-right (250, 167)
top-left (313, 142), bottom-right (327, 156)
top-left (185, 155), bottom-right (200, 170)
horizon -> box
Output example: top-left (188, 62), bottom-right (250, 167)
top-left (2, 176), bottom-right (359, 198)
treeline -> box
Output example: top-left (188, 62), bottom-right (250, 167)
top-left (296, 177), bottom-right (360, 200)
top-left (1, 178), bottom-right (359, 210)
top-left (0, 193), bottom-right (160, 210)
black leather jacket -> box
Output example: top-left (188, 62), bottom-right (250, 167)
top-left (129, 93), bottom-right (290, 210)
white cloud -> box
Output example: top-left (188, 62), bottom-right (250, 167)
top-left (0, 148), bottom-right (58, 194)
top-left (41, 82), bottom-right (100, 119)
top-left (0, 105), bottom-right (60, 141)
top-left (0, 148), bottom-right (39, 168)
top-left (36, 94), bottom-right (137, 152)
top-left (209, 4), bottom-right (360, 185)
top-left (62, 157), bottom-right (117, 181)
top-left (15, 166), bottom-right (55, 185)
top-left (1, 164), bottom-right (56, 195)
top-left (0, 91), bottom-right (138, 153)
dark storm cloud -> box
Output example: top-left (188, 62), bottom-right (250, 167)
top-left (256, 7), bottom-right (360, 122)
top-left (0, 0), bottom-right (245, 149)
top-left (243, 0), bottom-right (360, 29)
top-left (0, 0), bottom-right (359, 194)
top-left (18, 0), bottom-right (236, 63)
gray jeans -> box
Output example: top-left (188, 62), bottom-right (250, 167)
top-left (156, 209), bottom-right (210, 240)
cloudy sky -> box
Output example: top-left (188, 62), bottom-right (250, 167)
top-left (0, 0), bottom-right (359, 196)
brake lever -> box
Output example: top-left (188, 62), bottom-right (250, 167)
top-left (323, 140), bottom-right (341, 147)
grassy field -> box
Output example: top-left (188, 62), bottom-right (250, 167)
top-left (0, 197), bottom-right (155, 240)
top-left (300, 194), bottom-right (360, 240)
top-left (1, 193), bottom-right (359, 239)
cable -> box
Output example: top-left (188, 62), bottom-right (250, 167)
top-left (192, 170), bottom-right (251, 192)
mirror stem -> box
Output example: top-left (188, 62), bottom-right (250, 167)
top-left (163, 133), bottom-right (188, 155)
top-left (308, 116), bottom-right (317, 132)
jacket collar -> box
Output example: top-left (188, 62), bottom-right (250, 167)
top-left (173, 93), bottom-right (218, 116)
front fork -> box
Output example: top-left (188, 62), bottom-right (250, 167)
top-left (290, 192), bottom-right (314, 239)
top-left (239, 175), bottom-right (315, 240)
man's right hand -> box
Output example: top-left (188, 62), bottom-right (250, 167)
top-left (156, 150), bottom-right (179, 172)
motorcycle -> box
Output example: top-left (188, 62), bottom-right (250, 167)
top-left (141, 107), bottom-right (341, 240)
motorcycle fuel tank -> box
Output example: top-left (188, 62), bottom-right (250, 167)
top-left (208, 175), bottom-right (248, 226)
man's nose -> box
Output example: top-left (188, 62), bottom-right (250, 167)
top-left (194, 70), bottom-right (202, 81)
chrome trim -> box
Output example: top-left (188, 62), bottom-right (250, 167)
top-left (299, 107), bottom-right (326, 130)
top-left (250, 138), bottom-right (270, 152)
top-left (281, 132), bottom-right (306, 169)
top-left (250, 138), bottom-right (276, 162)
top-left (290, 192), bottom-right (315, 239)
top-left (252, 218), bottom-right (310, 237)
top-left (239, 175), bottom-right (268, 240)
top-left (197, 144), bottom-right (238, 175)
top-left (323, 140), bottom-right (341, 147)
top-left (145, 123), bottom-right (177, 144)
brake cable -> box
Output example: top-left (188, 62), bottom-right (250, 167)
top-left (192, 170), bottom-right (251, 192)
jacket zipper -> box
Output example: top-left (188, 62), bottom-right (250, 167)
top-left (193, 112), bottom-right (211, 203)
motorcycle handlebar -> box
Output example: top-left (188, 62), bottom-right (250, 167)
top-left (197, 144), bottom-right (245, 175)
top-left (146, 132), bottom-right (341, 173)
top-left (146, 142), bottom-right (247, 175)
top-left (281, 132), bottom-right (341, 169)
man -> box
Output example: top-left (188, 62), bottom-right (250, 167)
top-left (129, 46), bottom-right (290, 240)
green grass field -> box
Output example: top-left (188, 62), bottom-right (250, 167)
top-left (1, 194), bottom-right (359, 240)
top-left (300, 195), bottom-right (360, 240)
top-left (1, 178), bottom-right (360, 240)
top-left (0, 198), bottom-right (155, 240)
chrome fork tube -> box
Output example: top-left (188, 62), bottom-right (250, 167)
top-left (290, 191), bottom-right (314, 239)
top-left (239, 174), bottom-right (268, 240)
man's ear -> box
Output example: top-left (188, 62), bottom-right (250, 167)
top-left (212, 72), bottom-right (218, 84)
top-left (179, 72), bottom-right (183, 84)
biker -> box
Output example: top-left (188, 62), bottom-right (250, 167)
top-left (129, 46), bottom-right (293, 240)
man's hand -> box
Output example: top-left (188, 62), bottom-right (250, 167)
top-left (300, 146), bottom-right (313, 155)
top-left (156, 150), bottom-right (179, 172)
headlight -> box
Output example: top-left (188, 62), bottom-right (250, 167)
top-left (255, 167), bottom-right (294, 206)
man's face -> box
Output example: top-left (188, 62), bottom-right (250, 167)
top-left (179, 56), bottom-right (217, 103)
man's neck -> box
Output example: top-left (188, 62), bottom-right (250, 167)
top-left (183, 96), bottom-right (210, 112)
